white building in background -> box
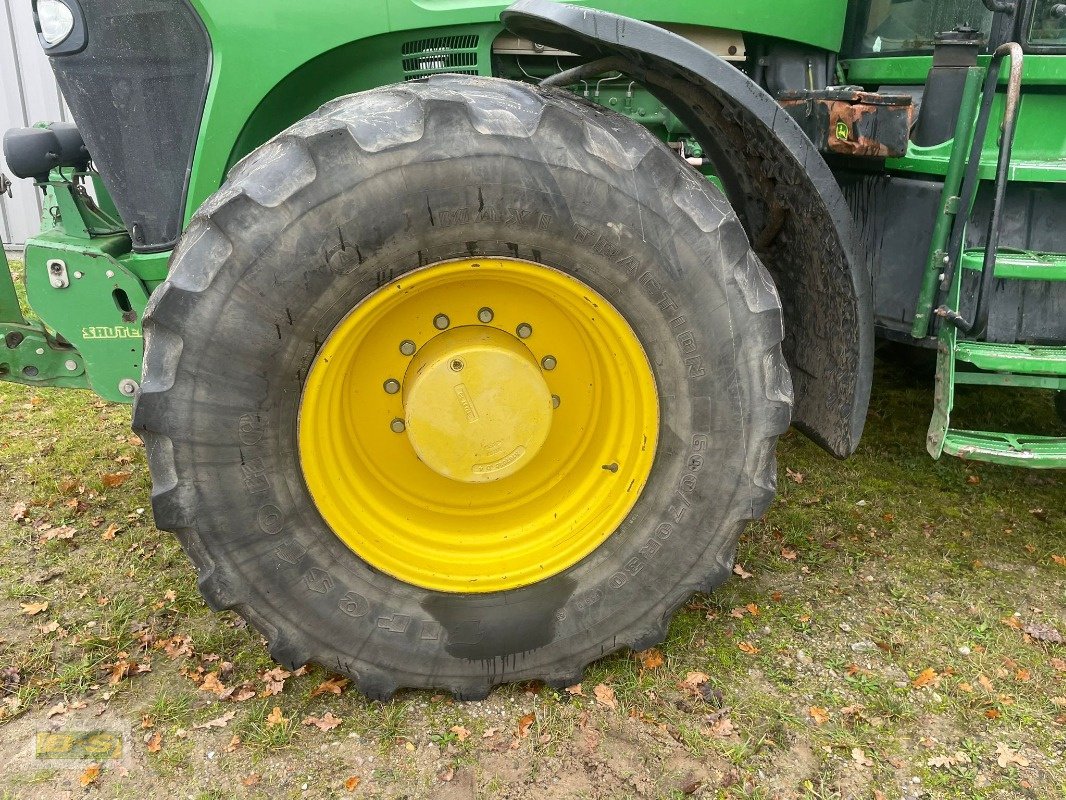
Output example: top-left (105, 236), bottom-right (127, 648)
top-left (1, 0), bottom-right (72, 248)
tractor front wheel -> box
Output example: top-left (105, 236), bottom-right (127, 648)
top-left (134, 75), bottom-right (792, 699)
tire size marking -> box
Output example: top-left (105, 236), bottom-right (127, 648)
top-left (609, 433), bottom-right (709, 591)
top-left (573, 225), bottom-right (706, 379)
top-left (437, 206), bottom-right (553, 230)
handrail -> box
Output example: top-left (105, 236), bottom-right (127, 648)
top-left (936, 42), bottom-right (1024, 337)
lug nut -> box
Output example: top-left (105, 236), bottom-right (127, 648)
top-left (541, 355), bottom-right (557, 371)
top-left (477, 307), bottom-right (494, 324)
top-left (390, 418), bottom-right (406, 434)
top-left (551, 394), bottom-right (561, 409)
top-left (433, 314), bottom-right (450, 330)
top-left (450, 359), bottom-right (464, 372)
top-left (399, 340), bottom-right (417, 356)
top-left (516, 323), bottom-right (533, 339)
top-left (383, 379), bottom-right (401, 395)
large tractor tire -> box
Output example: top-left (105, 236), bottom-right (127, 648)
top-left (134, 75), bottom-right (792, 699)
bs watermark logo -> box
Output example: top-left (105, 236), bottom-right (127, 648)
top-left (36, 730), bottom-right (123, 760)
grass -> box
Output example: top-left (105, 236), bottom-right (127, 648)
top-left (0, 261), bottom-right (1062, 797)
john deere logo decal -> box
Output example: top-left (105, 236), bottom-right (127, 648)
top-left (835, 121), bottom-right (850, 141)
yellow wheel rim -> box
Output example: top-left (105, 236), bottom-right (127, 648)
top-left (298, 258), bottom-right (659, 593)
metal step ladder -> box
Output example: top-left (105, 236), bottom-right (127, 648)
top-left (920, 45), bottom-right (1066, 469)
top-left (928, 249), bottom-right (1066, 468)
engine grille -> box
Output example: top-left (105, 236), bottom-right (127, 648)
top-left (401, 36), bottom-right (480, 81)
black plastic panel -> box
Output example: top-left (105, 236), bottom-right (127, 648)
top-left (48, 0), bottom-right (210, 252)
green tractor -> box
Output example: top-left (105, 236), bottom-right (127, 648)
top-left (2, 0), bottom-right (1063, 698)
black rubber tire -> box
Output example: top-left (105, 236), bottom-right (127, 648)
top-left (133, 75), bottom-right (793, 700)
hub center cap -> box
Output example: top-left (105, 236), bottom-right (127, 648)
top-left (402, 326), bottom-right (553, 483)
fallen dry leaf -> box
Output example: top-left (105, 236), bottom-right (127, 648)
top-left (593, 683), bottom-right (617, 710)
top-left (310, 676), bottom-right (349, 697)
top-left (302, 712), bottom-right (343, 731)
top-left (10, 502), bottom-right (28, 522)
top-left (995, 742), bottom-right (1030, 769)
top-left (265, 706), bottom-right (287, 727)
top-left (260, 667), bottom-right (291, 697)
top-left (194, 710), bottom-right (237, 730)
top-left (199, 672), bottom-right (228, 696)
top-left (101, 472), bottom-right (131, 488)
top-left (344, 775), bottom-right (362, 791)
top-left (786, 467), bottom-right (805, 484)
top-left (516, 712), bottom-right (535, 738)
top-left (732, 564), bottom-right (753, 580)
top-left (638, 648), bottom-right (664, 670)
top-left (703, 713), bottom-right (734, 739)
top-left (738, 641), bottom-right (760, 655)
top-left (928, 751), bottom-right (971, 769)
top-left (40, 525), bottom-right (76, 541)
top-left (808, 706), bottom-right (830, 725)
top-left (241, 774), bottom-right (261, 787)
top-left (1024, 623), bottom-right (1063, 644)
top-left (781, 547), bottom-right (798, 561)
top-left (100, 523), bottom-right (121, 541)
top-left (449, 725), bottom-right (470, 741)
top-left (912, 668), bottom-right (938, 689)
top-left (79, 763), bottom-right (101, 787)
top-left (852, 747), bottom-right (873, 768)
top-left (19, 601), bottom-right (48, 617)
top-left (978, 674), bottom-right (995, 693)
top-left (146, 732), bottom-right (162, 753)
top-left (565, 683), bottom-right (585, 697)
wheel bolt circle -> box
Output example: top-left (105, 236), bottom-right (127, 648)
top-left (390, 418), bottom-right (406, 434)
top-left (384, 379), bottom-right (401, 395)
top-left (541, 355), bottom-right (557, 371)
top-left (433, 314), bottom-right (450, 330)
top-left (516, 323), bottom-right (533, 339)
top-left (399, 340), bottom-right (417, 356)
top-left (478, 307), bottom-right (494, 324)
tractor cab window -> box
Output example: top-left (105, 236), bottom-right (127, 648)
top-left (854, 0), bottom-right (994, 54)
top-left (1027, 0), bottom-right (1066, 50)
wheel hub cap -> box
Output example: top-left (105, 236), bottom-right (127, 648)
top-left (298, 258), bottom-right (659, 593)
top-left (403, 326), bottom-right (553, 484)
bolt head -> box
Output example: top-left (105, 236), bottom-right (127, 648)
top-left (477, 307), bottom-right (494, 324)
top-left (433, 314), bottom-right (450, 330)
top-left (119, 379), bottom-right (139, 396)
top-left (450, 359), bottom-right (464, 373)
top-left (390, 418), bottom-right (406, 434)
top-left (399, 340), bottom-right (417, 356)
top-left (64, 360), bottom-right (78, 372)
top-left (516, 323), bottom-right (533, 339)
top-left (383, 379), bottom-right (401, 395)
top-left (551, 394), bottom-right (561, 409)
top-left (541, 355), bottom-right (557, 371)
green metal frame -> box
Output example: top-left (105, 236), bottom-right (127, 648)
top-left (4, 0), bottom-right (1065, 467)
